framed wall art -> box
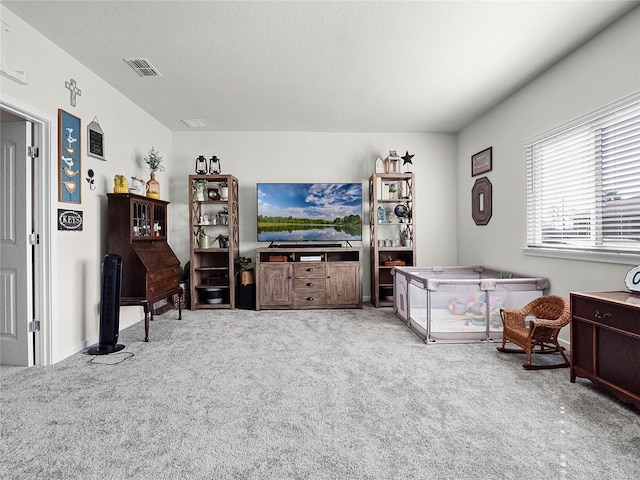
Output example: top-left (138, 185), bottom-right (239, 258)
top-left (87, 117), bottom-right (105, 160)
top-left (471, 147), bottom-right (492, 177)
top-left (58, 109), bottom-right (81, 203)
top-left (472, 176), bottom-right (492, 225)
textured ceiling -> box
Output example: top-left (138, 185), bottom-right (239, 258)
top-left (3, 0), bottom-right (638, 133)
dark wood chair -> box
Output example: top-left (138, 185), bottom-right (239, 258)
top-left (497, 295), bottom-right (570, 370)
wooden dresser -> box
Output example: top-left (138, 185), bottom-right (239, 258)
top-left (570, 291), bottom-right (640, 409)
top-left (107, 193), bottom-right (181, 340)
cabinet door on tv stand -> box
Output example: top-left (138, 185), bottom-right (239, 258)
top-left (327, 262), bottom-right (362, 306)
top-left (258, 263), bottom-right (293, 307)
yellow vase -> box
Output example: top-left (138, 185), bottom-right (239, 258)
top-left (113, 175), bottom-right (128, 193)
top-left (147, 172), bottom-right (160, 199)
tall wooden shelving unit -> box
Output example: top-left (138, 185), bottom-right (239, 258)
top-left (189, 174), bottom-right (239, 309)
top-left (369, 172), bottom-right (416, 307)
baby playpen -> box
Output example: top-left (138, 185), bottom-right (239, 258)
top-left (392, 266), bottom-right (550, 343)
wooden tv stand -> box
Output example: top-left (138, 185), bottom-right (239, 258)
top-left (570, 291), bottom-right (640, 409)
top-left (255, 247), bottom-right (363, 310)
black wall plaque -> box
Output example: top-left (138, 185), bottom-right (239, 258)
top-left (87, 118), bottom-right (105, 160)
top-left (58, 209), bottom-right (83, 231)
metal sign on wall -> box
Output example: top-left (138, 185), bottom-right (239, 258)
top-left (57, 209), bottom-right (83, 231)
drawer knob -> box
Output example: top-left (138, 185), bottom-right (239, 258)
top-left (306, 282), bottom-right (313, 287)
top-left (306, 297), bottom-right (314, 301)
top-left (306, 268), bottom-right (313, 272)
top-left (595, 310), bottom-right (612, 319)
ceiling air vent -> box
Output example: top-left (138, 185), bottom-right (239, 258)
top-left (182, 119), bottom-right (210, 128)
top-left (123, 57), bottom-right (162, 77)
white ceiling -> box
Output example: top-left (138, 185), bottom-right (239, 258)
top-left (3, 0), bottom-right (638, 133)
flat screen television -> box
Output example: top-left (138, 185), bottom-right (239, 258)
top-left (257, 182), bottom-right (363, 243)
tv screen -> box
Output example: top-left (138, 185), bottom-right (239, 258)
top-left (257, 183), bottom-right (363, 243)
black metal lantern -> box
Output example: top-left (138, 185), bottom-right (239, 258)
top-left (209, 156), bottom-right (221, 174)
top-left (195, 155), bottom-right (207, 174)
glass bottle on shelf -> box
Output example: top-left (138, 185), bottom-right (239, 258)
top-left (147, 173), bottom-right (160, 199)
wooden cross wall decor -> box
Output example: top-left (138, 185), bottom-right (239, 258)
top-left (65, 78), bottom-right (81, 107)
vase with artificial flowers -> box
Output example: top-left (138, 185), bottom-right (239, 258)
top-left (144, 147), bottom-right (164, 199)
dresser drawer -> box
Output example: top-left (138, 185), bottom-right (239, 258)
top-left (147, 266), bottom-right (180, 297)
top-left (293, 277), bottom-right (325, 291)
top-left (573, 296), bottom-right (640, 336)
top-left (293, 263), bottom-right (326, 278)
top-left (293, 290), bottom-right (326, 307)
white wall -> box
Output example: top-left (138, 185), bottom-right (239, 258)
top-left (1, 6), bottom-right (172, 362)
top-left (169, 132), bottom-right (458, 298)
top-left (456, 7), bottom-right (640, 341)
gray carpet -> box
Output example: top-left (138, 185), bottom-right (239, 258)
top-left (1, 306), bottom-right (639, 479)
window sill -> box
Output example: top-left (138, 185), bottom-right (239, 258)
top-left (522, 247), bottom-right (640, 265)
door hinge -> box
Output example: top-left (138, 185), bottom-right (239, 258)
top-left (29, 320), bottom-right (41, 332)
top-left (28, 232), bottom-right (40, 245)
top-left (27, 146), bottom-right (39, 159)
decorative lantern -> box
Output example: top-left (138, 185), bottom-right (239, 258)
top-left (209, 156), bottom-right (221, 174)
top-left (385, 150), bottom-right (401, 173)
top-left (195, 155), bottom-right (207, 174)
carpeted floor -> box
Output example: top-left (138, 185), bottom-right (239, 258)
top-left (1, 306), bottom-right (639, 479)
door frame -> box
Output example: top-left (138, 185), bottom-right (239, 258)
top-left (1, 98), bottom-right (53, 366)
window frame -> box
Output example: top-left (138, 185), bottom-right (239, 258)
top-left (523, 92), bottom-right (640, 265)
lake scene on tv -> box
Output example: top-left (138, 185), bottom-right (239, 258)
top-left (257, 183), bottom-right (363, 242)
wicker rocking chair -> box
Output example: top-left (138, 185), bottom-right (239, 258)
top-left (496, 295), bottom-right (571, 370)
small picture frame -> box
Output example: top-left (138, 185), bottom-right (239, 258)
top-left (471, 147), bottom-right (492, 177)
top-left (87, 118), bottom-right (105, 161)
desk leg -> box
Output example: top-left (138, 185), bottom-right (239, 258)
top-left (144, 303), bottom-right (150, 342)
top-left (178, 287), bottom-right (183, 320)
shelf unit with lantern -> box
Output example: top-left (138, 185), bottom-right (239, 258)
top-left (189, 174), bottom-right (239, 309)
top-left (368, 172), bottom-right (416, 307)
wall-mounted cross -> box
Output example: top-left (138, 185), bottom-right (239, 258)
top-left (65, 78), bottom-right (81, 107)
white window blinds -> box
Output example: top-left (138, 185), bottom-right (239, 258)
top-left (525, 92), bottom-right (640, 255)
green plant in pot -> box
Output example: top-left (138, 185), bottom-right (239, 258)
top-left (218, 181), bottom-right (229, 201)
top-left (216, 234), bottom-right (229, 248)
top-left (234, 256), bottom-right (254, 285)
top-left (218, 207), bottom-right (229, 225)
top-left (404, 207), bottom-right (412, 223)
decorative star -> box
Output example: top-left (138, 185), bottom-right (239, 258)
top-left (402, 151), bottom-right (414, 165)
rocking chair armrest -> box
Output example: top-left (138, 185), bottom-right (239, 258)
top-left (500, 308), bottom-right (528, 328)
top-left (530, 316), bottom-right (570, 329)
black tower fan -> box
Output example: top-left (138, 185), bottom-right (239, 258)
top-left (88, 254), bottom-right (125, 355)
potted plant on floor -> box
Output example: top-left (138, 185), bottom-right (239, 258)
top-left (178, 260), bottom-right (190, 309)
top-left (234, 256), bottom-right (254, 285)
top-left (234, 256), bottom-right (255, 309)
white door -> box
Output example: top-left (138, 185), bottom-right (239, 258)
top-left (1, 120), bottom-right (33, 366)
